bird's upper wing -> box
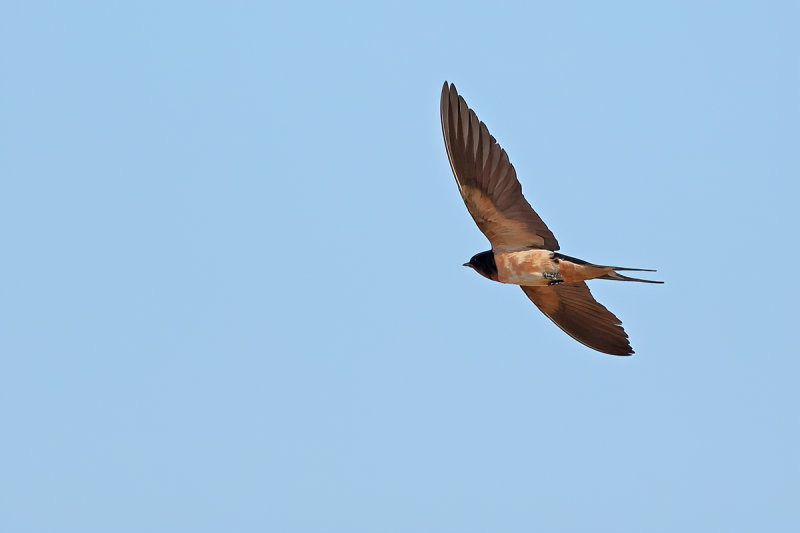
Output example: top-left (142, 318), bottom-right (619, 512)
top-left (521, 282), bottom-right (633, 355)
top-left (440, 82), bottom-right (559, 253)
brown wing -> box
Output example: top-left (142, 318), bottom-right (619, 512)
top-left (521, 282), bottom-right (633, 356)
top-left (440, 82), bottom-right (559, 253)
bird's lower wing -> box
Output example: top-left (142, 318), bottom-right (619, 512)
top-left (521, 282), bottom-right (633, 356)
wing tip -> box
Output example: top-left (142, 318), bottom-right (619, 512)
top-left (607, 348), bottom-right (634, 356)
top-left (440, 81), bottom-right (459, 122)
top-left (583, 340), bottom-right (634, 356)
top-left (441, 80), bottom-right (458, 101)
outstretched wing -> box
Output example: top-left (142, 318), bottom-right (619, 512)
top-left (521, 282), bottom-right (633, 355)
top-left (440, 81), bottom-right (559, 253)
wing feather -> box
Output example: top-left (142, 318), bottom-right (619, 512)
top-left (521, 282), bottom-right (633, 356)
top-left (440, 82), bottom-right (559, 252)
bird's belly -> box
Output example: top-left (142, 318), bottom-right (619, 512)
top-left (495, 250), bottom-right (557, 286)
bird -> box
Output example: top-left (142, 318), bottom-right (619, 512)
top-left (440, 81), bottom-right (662, 356)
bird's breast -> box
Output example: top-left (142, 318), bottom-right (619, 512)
top-left (495, 249), bottom-right (557, 285)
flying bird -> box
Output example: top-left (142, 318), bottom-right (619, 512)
top-left (440, 81), bottom-right (661, 356)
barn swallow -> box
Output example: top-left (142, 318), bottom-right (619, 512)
top-left (440, 81), bottom-right (662, 356)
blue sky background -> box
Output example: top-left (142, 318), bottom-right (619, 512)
top-left (2, 2), bottom-right (799, 531)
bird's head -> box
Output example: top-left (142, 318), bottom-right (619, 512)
top-left (463, 250), bottom-right (498, 281)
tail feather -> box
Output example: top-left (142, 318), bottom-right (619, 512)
top-left (611, 267), bottom-right (657, 272)
top-left (600, 270), bottom-right (664, 284)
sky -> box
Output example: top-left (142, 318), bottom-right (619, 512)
top-left (2, 1), bottom-right (799, 532)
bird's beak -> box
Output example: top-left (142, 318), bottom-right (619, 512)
top-left (462, 263), bottom-right (471, 267)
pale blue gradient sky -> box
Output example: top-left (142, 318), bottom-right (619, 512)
top-left (2, 2), bottom-right (799, 532)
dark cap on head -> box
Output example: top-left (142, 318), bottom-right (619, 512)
top-left (463, 250), bottom-right (498, 281)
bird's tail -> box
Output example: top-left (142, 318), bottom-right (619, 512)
top-left (599, 268), bottom-right (663, 284)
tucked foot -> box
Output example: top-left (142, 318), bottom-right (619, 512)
top-left (543, 271), bottom-right (562, 284)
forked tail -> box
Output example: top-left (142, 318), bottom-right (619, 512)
top-left (600, 268), bottom-right (663, 284)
